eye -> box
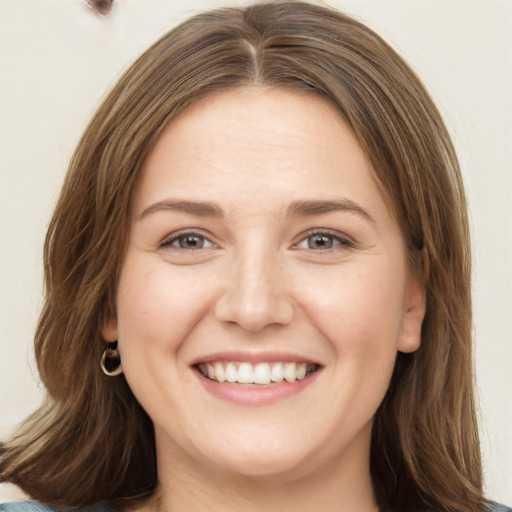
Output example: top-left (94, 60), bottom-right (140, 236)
top-left (161, 231), bottom-right (216, 250)
top-left (294, 231), bottom-right (353, 251)
top-left (307, 233), bottom-right (335, 250)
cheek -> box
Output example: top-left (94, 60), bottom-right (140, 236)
top-left (297, 260), bottom-right (406, 360)
top-left (289, 261), bottom-right (407, 442)
top-left (114, 257), bottom-right (216, 362)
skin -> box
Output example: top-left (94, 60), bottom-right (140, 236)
top-left (103, 87), bottom-right (426, 512)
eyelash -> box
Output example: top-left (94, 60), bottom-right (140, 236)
top-left (160, 229), bottom-right (354, 252)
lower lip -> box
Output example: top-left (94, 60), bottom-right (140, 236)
top-left (194, 368), bottom-right (321, 406)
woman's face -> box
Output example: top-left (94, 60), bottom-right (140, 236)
top-left (103, 87), bottom-right (425, 481)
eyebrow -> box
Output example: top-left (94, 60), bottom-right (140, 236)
top-left (286, 199), bottom-right (375, 224)
top-left (138, 198), bottom-right (374, 224)
top-left (139, 200), bottom-right (224, 220)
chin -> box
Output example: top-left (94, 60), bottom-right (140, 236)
top-left (209, 449), bottom-right (315, 480)
top-left (190, 427), bottom-right (343, 482)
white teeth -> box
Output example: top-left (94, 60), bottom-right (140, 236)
top-left (271, 362), bottom-right (284, 383)
top-left (226, 362), bottom-right (237, 383)
top-left (297, 362), bottom-right (307, 380)
top-left (214, 363), bottom-right (225, 383)
top-left (199, 361), bottom-right (316, 385)
top-left (237, 362), bottom-right (254, 384)
top-left (284, 362), bottom-right (297, 382)
top-left (254, 362), bottom-right (271, 384)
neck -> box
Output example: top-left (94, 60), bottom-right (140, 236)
top-left (154, 470), bottom-right (378, 512)
top-left (137, 427), bottom-right (378, 512)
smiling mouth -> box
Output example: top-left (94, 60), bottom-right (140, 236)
top-left (196, 361), bottom-right (319, 385)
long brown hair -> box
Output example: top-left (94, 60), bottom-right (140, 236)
top-left (0, 2), bottom-right (483, 510)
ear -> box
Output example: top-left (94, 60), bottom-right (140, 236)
top-left (101, 306), bottom-right (118, 342)
top-left (397, 250), bottom-right (428, 354)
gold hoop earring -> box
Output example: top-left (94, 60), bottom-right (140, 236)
top-left (100, 341), bottom-right (123, 376)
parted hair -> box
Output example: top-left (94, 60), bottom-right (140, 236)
top-left (0, 2), bottom-right (483, 511)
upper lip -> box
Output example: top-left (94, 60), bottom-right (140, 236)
top-left (190, 350), bottom-right (323, 367)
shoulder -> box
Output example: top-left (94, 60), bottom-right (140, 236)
top-left (0, 503), bottom-right (57, 512)
top-left (0, 502), bottom-right (117, 512)
top-left (487, 503), bottom-right (512, 512)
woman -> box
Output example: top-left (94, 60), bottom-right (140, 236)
top-left (0, 2), bottom-right (509, 511)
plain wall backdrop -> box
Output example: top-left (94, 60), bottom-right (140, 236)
top-left (1, 0), bottom-right (511, 504)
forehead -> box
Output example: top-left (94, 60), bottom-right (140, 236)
top-left (132, 87), bottom-right (391, 224)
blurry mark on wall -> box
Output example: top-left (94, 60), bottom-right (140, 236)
top-left (85, 0), bottom-right (114, 17)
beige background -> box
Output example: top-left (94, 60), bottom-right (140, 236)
top-left (1, 0), bottom-right (511, 504)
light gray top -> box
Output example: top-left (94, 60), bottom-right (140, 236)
top-left (1, 500), bottom-right (512, 512)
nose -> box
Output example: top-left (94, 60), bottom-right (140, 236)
top-left (214, 251), bottom-right (295, 332)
